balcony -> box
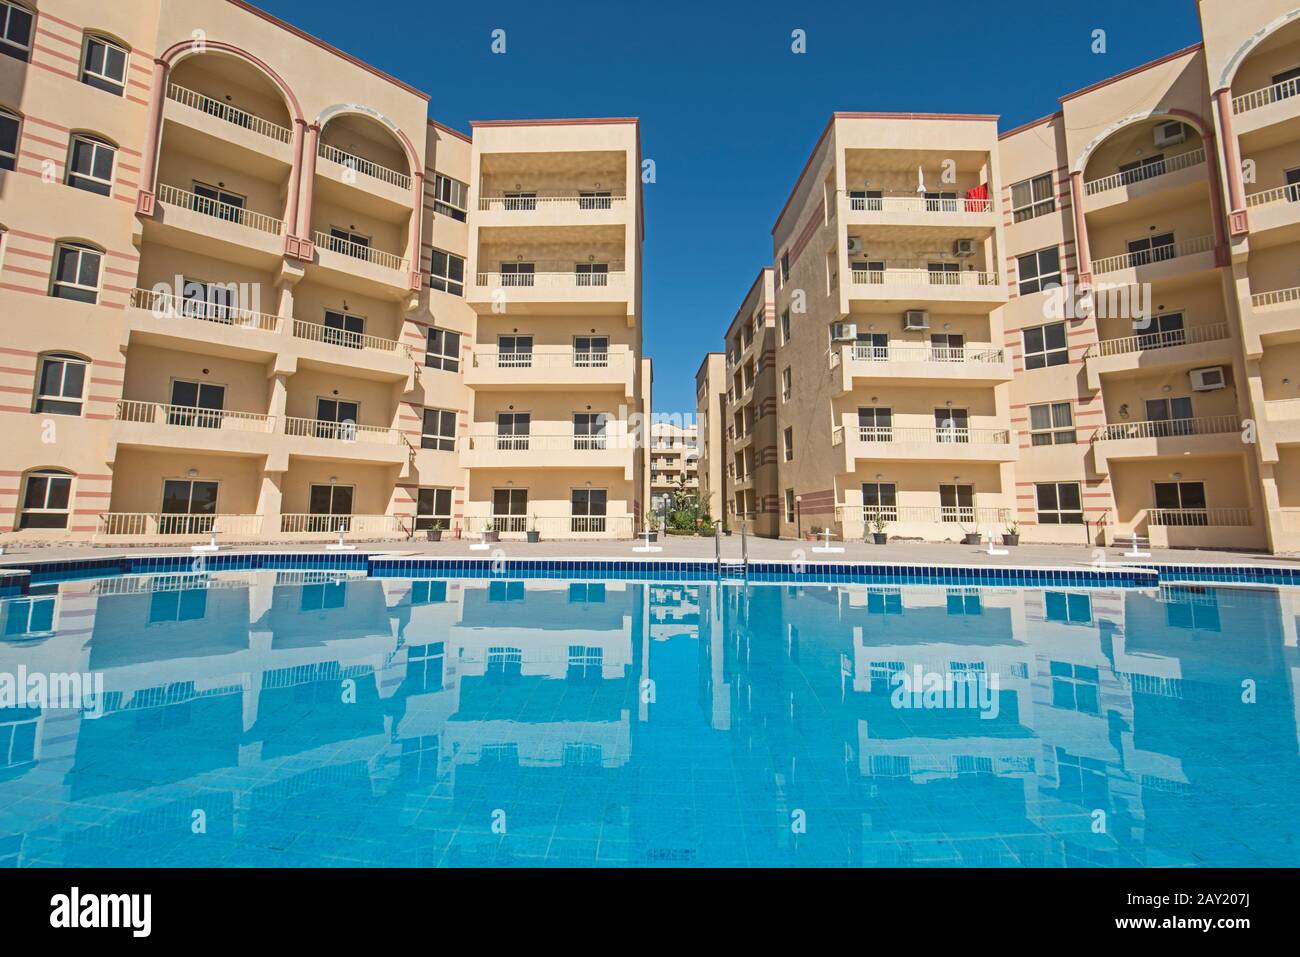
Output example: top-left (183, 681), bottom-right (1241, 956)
top-left (475, 192), bottom-right (629, 228)
top-left (833, 342), bottom-right (1012, 391)
top-left (458, 431), bottom-right (634, 476)
top-left (1246, 285), bottom-right (1300, 357)
top-left (844, 267), bottom-right (1004, 311)
top-left (1090, 234), bottom-right (1216, 283)
top-left (463, 346), bottom-right (635, 397)
top-left (1082, 147), bottom-right (1207, 215)
top-left (1091, 414), bottom-right (1241, 473)
top-left (163, 83), bottom-right (295, 166)
top-left (96, 512), bottom-right (265, 541)
top-left (1231, 75), bottom-right (1300, 139)
top-left (152, 183), bottom-right (285, 263)
top-left (311, 230), bottom-right (411, 297)
top-left (111, 400), bottom-right (277, 458)
top-left (281, 417), bottom-right (412, 469)
top-left (1262, 397), bottom-right (1300, 460)
top-left (469, 264), bottom-right (631, 315)
top-left (842, 193), bottom-right (996, 232)
top-left (279, 513), bottom-right (411, 539)
top-left (1243, 184), bottom-right (1300, 244)
top-left (835, 504), bottom-right (1011, 539)
top-left (461, 513), bottom-right (635, 540)
top-left (1139, 506), bottom-right (1258, 550)
top-left (125, 288), bottom-right (283, 359)
top-left (1083, 322), bottom-right (1233, 390)
top-left (833, 424), bottom-right (1018, 465)
top-left (290, 318), bottom-right (415, 383)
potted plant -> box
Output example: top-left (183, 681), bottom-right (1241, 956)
top-left (1002, 522), bottom-right (1020, 547)
top-left (483, 518), bottom-right (500, 544)
top-left (526, 514), bottom-right (540, 544)
top-left (425, 518), bottom-right (447, 542)
top-left (645, 511), bottom-right (660, 543)
top-left (961, 526), bottom-right (982, 545)
top-left (870, 515), bottom-right (889, 545)
top-left (808, 525), bottom-right (823, 542)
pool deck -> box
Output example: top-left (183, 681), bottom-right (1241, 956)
top-left (1, 535), bottom-right (1297, 570)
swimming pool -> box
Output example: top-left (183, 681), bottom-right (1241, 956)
top-left (1, 566), bottom-right (1298, 867)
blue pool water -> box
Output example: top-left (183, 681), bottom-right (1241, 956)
top-left (1, 570), bottom-right (1298, 867)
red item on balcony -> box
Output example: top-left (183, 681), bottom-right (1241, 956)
top-left (965, 183), bottom-right (989, 212)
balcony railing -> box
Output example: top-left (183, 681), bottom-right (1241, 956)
top-left (846, 194), bottom-right (994, 214)
top-left (280, 513), bottom-right (411, 535)
top-left (1093, 414), bottom-right (1239, 442)
top-left (848, 268), bottom-right (1000, 288)
top-left (1148, 507), bottom-right (1252, 527)
top-left (475, 265), bottom-right (627, 290)
top-left (158, 183), bottom-right (284, 235)
top-left (463, 514), bottom-right (635, 537)
top-left (462, 433), bottom-right (621, 452)
top-left (835, 504), bottom-right (1011, 525)
top-left (166, 83), bottom-right (293, 143)
top-left (292, 318), bottom-right (410, 356)
top-left (98, 512), bottom-right (264, 537)
top-left (1083, 147), bottom-right (1206, 195)
top-left (313, 231), bottom-right (408, 271)
top-left (1232, 76), bottom-right (1300, 114)
top-left (1087, 321), bottom-right (1230, 358)
top-left (116, 400), bottom-right (275, 432)
top-left (1251, 285), bottom-right (1300, 309)
top-left (850, 342), bottom-right (1005, 364)
top-left (473, 347), bottom-right (616, 369)
top-left (477, 192), bottom-right (627, 211)
top-left (283, 417), bottom-right (406, 445)
top-left (1245, 183), bottom-right (1300, 208)
top-left (318, 142), bottom-right (411, 191)
top-left (855, 426), bottom-right (1014, 445)
top-left (129, 288), bottom-right (281, 332)
top-left (1091, 234), bottom-right (1213, 274)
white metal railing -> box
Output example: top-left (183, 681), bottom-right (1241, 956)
top-left (283, 416), bottom-right (405, 445)
top-left (846, 194), bottom-right (994, 214)
top-left (1251, 285), bottom-right (1300, 309)
top-left (1245, 182), bottom-right (1300, 207)
top-left (855, 426), bottom-right (1013, 445)
top-left (1091, 235), bottom-right (1214, 274)
top-left (158, 183), bottom-right (283, 235)
top-left (835, 504), bottom-right (1011, 525)
top-left (463, 514), bottom-right (636, 538)
top-left (472, 347), bottom-right (625, 370)
top-left (313, 231), bottom-right (408, 271)
top-left (475, 266), bottom-right (628, 290)
top-left (280, 513), bottom-right (411, 536)
top-left (167, 83), bottom-right (292, 142)
top-left (1088, 321), bottom-right (1229, 358)
top-left (318, 142), bottom-right (411, 191)
top-left (478, 192), bottom-right (628, 211)
top-left (1083, 147), bottom-right (1206, 195)
top-left (1233, 76), bottom-right (1300, 114)
top-left (128, 288), bottom-right (281, 332)
top-left (116, 400), bottom-right (275, 432)
top-left (850, 342), bottom-right (1005, 364)
top-left (848, 268), bottom-right (1000, 288)
top-left (292, 318), bottom-right (409, 356)
top-left (98, 513), bottom-right (264, 537)
top-left (461, 432), bottom-right (624, 452)
top-left (1148, 507), bottom-right (1252, 527)
top-left (1093, 414), bottom-right (1239, 442)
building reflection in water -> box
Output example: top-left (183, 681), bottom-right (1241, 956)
top-left (0, 571), bottom-right (1297, 867)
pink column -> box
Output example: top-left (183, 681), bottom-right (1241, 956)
top-left (1203, 130), bottom-right (1231, 265)
top-left (135, 58), bottom-right (170, 216)
top-left (407, 170), bottom-right (424, 291)
top-left (290, 123), bottom-right (320, 260)
top-left (282, 118), bottom-right (306, 258)
top-left (1214, 88), bottom-right (1249, 236)
top-left (1069, 171), bottom-right (1092, 285)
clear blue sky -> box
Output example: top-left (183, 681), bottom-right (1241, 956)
top-left (254, 0), bottom-right (1203, 413)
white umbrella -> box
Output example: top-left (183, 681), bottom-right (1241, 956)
top-left (917, 165), bottom-right (926, 194)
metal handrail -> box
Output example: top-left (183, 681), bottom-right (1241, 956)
top-left (1083, 147), bottom-right (1206, 195)
top-left (1091, 235), bottom-right (1213, 274)
top-left (318, 141), bottom-right (411, 190)
top-left (128, 288), bottom-right (280, 332)
top-left (1087, 321), bottom-right (1229, 358)
top-left (158, 183), bottom-right (283, 235)
top-left (312, 230), bottom-right (408, 271)
top-left (115, 400), bottom-right (275, 432)
top-left (166, 83), bottom-right (292, 143)
top-left (1093, 414), bottom-right (1239, 442)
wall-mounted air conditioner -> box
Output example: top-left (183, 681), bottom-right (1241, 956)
top-left (903, 310), bottom-right (930, 331)
top-left (1154, 121), bottom-right (1186, 149)
top-left (830, 322), bottom-right (858, 341)
top-left (846, 236), bottom-right (863, 255)
top-left (1189, 366), bottom-right (1226, 391)
top-left (952, 239), bottom-right (976, 257)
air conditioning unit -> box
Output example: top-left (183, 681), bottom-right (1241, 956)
top-left (846, 236), bottom-right (864, 255)
top-left (903, 309), bottom-right (930, 331)
top-left (1189, 366), bottom-right (1226, 391)
top-left (830, 322), bottom-right (858, 342)
top-left (952, 239), bottom-right (977, 257)
top-left (1154, 121), bottom-right (1186, 149)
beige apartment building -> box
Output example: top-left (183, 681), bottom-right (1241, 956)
top-left (694, 351), bottom-right (726, 520)
top-left (702, 0), bottom-right (1300, 554)
top-left (647, 420), bottom-right (698, 512)
top-left (0, 0), bottom-right (647, 544)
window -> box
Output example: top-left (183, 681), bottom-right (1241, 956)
top-left (491, 488), bottom-right (528, 532)
top-left (927, 261), bottom-right (960, 285)
top-left (783, 426), bottom-right (794, 461)
top-left (1045, 592), bottom-right (1092, 625)
top-left (1126, 232), bottom-right (1175, 267)
top-left (66, 134), bottom-right (115, 196)
top-left (0, 2), bottom-right (33, 62)
top-left (192, 181), bottom-right (245, 221)
top-left (781, 366), bottom-right (791, 401)
top-left (848, 188), bottom-right (883, 211)
top-left (19, 469), bottom-right (72, 529)
top-left (1022, 321), bottom-right (1068, 369)
top-left (1050, 661), bottom-right (1099, 714)
top-left (1145, 395), bottom-right (1194, 435)
top-left (575, 262), bottom-right (609, 286)
top-left (421, 408), bottom-right (456, 451)
top-left (779, 251), bottom-right (789, 284)
top-left (425, 327), bottom-right (460, 372)
top-left (862, 482), bottom-right (897, 521)
top-left (574, 335), bottom-right (608, 366)
top-left (307, 483), bottom-right (354, 533)
top-left (1117, 153), bottom-right (1167, 186)
top-left (497, 334), bottom-right (533, 367)
top-left (1028, 401), bottom-right (1075, 446)
top-left (50, 242), bottom-right (102, 303)
top-left (784, 489), bottom-right (795, 524)
top-left (322, 309), bottom-right (364, 349)
top-left (429, 248), bottom-right (464, 295)
top-left (1036, 482), bottom-right (1083, 525)
top-left (326, 226), bottom-right (369, 259)
top-left (416, 487), bottom-right (452, 531)
top-left (1010, 173), bottom-right (1055, 223)
top-left (1137, 311), bottom-right (1184, 349)
top-left (579, 190), bottom-right (612, 210)
top-left (571, 488), bottom-right (607, 533)
top-left (313, 397), bottom-right (357, 439)
top-left (81, 35), bottom-right (128, 95)
top-left (851, 259), bottom-right (886, 283)
top-left (573, 412), bottom-right (607, 450)
top-left (0, 106), bottom-right (18, 171)
top-left (499, 261), bottom-right (535, 286)
top-left (939, 484), bottom-right (974, 523)
top-left (160, 479), bottom-right (218, 534)
top-left (934, 407), bottom-right (969, 442)
top-left (495, 411), bottom-right (530, 449)
top-left (1286, 166), bottom-right (1300, 203)
top-left (503, 190), bottom-right (536, 211)
top-left (432, 173), bottom-right (468, 220)
top-left (858, 407), bottom-right (893, 441)
top-left (1152, 481), bottom-right (1207, 524)
top-left (1016, 247), bottom-right (1061, 295)
top-left (33, 354), bottom-right (86, 416)
top-left (780, 309), bottom-right (790, 344)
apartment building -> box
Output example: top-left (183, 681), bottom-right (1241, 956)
top-left (0, 0), bottom-right (646, 544)
top-left (694, 352), bottom-right (726, 520)
top-left (648, 420), bottom-right (698, 511)
top-left (701, 0), bottom-right (1300, 553)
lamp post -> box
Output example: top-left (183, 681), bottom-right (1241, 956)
top-left (795, 494), bottom-right (802, 540)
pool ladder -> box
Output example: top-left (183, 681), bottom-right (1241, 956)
top-left (715, 522), bottom-right (749, 579)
